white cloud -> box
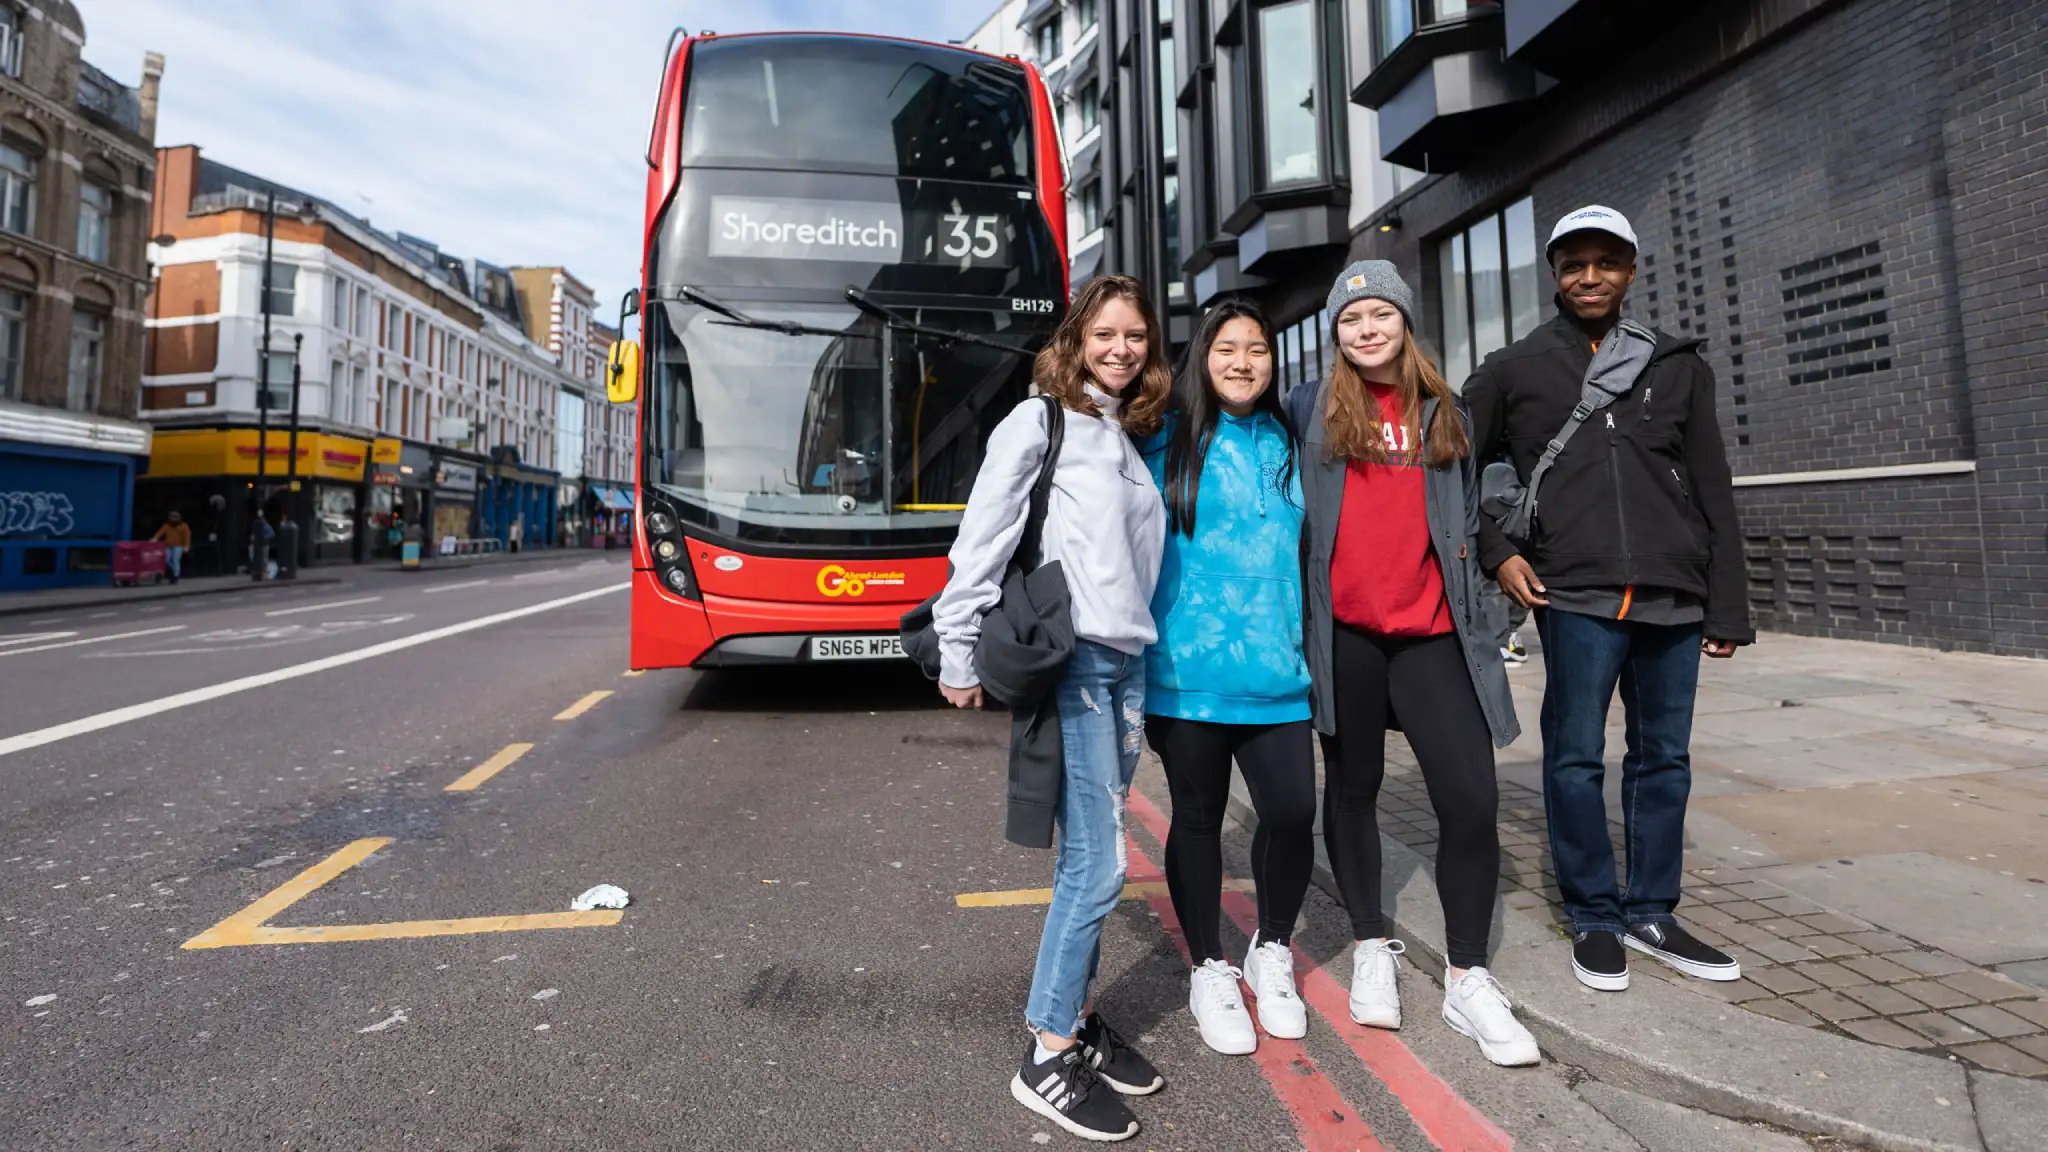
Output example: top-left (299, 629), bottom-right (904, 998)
top-left (81, 0), bottom-right (998, 310)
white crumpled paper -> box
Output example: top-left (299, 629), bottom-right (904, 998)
top-left (571, 883), bottom-right (630, 911)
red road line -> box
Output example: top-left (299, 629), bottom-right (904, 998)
top-left (1126, 789), bottom-right (1515, 1152)
top-left (1123, 835), bottom-right (1383, 1152)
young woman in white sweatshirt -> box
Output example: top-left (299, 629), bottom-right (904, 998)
top-left (931, 275), bottom-right (1171, 1144)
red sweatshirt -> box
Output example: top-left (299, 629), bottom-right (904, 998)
top-left (1331, 383), bottom-right (1453, 636)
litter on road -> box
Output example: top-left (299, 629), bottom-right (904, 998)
top-left (531, 988), bottom-right (559, 1002)
top-left (571, 883), bottom-right (629, 911)
top-left (24, 994), bottom-right (56, 1007)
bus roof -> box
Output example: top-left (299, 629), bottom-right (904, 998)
top-left (675, 29), bottom-right (1028, 69)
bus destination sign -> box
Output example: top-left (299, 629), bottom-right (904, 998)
top-left (709, 196), bottom-right (1011, 269)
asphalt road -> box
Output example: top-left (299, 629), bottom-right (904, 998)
top-left (1, 553), bottom-right (1645, 1150)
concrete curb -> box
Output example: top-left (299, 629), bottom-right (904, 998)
top-left (0, 574), bottom-right (346, 618)
top-left (1220, 786), bottom-right (2047, 1152)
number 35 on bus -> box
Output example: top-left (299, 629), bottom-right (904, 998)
top-left (602, 31), bottom-right (1070, 671)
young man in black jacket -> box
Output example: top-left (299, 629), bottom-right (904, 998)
top-left (1466, 205), bottom-right (1756, 992)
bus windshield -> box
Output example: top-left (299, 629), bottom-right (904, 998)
top-left (683, 36), bottom-right (1036, 185)
top-left (643, 298), bottom-right (1049, 546)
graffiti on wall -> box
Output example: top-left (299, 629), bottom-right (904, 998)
top-left (0, 491), bottom-right (77, 537)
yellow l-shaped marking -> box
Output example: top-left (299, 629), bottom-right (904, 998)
top-left (182, 838), bottom-right (622, 949)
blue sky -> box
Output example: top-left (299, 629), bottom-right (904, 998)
top-left (83, 0), bottom-right (998, 313)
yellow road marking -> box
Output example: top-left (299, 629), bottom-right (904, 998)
top-left (554, 690), bottom-right (613, 720)
top-left (444, 742), bottom-right (533, 792)
top-left (621, 670), bottom-right (645, 677)
top-left (955, 878), bottom-right (1256, 908)
top-left (182, 838), bottom-right (622, 950)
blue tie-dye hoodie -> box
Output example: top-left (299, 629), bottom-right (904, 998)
top-left (1140, 410), bottom-right (1310, 724)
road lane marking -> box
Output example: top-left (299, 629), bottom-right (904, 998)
top-left (1122, 836), bottom-right (1380, 1150)
top-left (955, 878), bottom-right (1255, 908)
top-left (621, 669), bottom-right (645, 677)
top-left (1124, 790), bottom-right (1512, 1152)
top-left (182, 837), bottom-right (622, 949)
top-left (0, 582), bottom-right (628, 759)
top-left (264, 596), bottom-right (382, 617)
top-left (88, 611), bottom-right (117, 618)
top-left (0, 625), bottom-right (185, 658)
top-left (445, 742), bottom-right (533, 792)
top-left (0, 631), bottom-right (77, 647)
top-left (421, 579), bottom-right (488, 595)
top-left (554, 690), bottom-right (613, 720)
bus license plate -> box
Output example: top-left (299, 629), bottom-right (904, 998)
top-left (810, 635), bottom-right (905, 661)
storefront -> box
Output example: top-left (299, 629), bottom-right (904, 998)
top-left (429, 452), bottom-right (482, 553)
top-left (138, 426), bottom-right (370, 574)
top-left (0, 402), bottom-right (149, 591)
top-left (588, 482), bottom-right (635, 547)
top-left (365, 438), bottom-right (431, 560)
top-left (481, 456), bottom-right (560, 550)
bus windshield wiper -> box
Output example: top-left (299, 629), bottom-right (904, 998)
top-left (672, 285), bottom-right (875, 340)
top-left (843, 287), bottom-right (1031, 355)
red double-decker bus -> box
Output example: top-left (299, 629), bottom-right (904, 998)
top-left (607, 31), bottom-right (1070, 671)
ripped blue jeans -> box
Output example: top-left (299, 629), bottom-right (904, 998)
top-left (1025, 639), bottom-right (1147, 1037)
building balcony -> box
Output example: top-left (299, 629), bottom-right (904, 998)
top-left (1349, 1), bottom-right (1541, 172)
top-left (1504, 0), bottom-right (1647, 77)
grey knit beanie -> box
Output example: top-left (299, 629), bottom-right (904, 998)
top-left (1325, 259), bottom-right (1416, 335)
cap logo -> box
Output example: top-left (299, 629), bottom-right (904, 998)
top-left (1347, 275), bottom-right (1365, 289)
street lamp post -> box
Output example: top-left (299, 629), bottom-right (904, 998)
top-left (251, 187), bottom-right (278, 581)
top-left (280, 331), bottom-right (305, 579)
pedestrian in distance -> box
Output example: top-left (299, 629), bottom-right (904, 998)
top-left (930, 274), bottom-right (1172, 1143)
top-left (151, 510), bottom-right (191, 584)
top-left (1285, 261), bottom-right (1540, 1068)
top-left (1465, 205), bottom-right (1754, 993)
top-left (1138, 299), bottom-right (1316, 1057)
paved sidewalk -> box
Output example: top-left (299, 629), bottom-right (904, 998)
top-left (1215, 629), bottom-right (2048, 1149)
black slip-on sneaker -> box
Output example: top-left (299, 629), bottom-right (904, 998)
top-left (1010, 1038), bottom-right (1140, 1143)
top-left (1572, 931), bottom-right (1630, 991)
top-left (1625, 922), bottom-right (1742, 981)
top-left (1076, 1012), bottom-right (1164, 1096)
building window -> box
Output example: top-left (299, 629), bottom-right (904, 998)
top-left (260, 350), bottom-right (296, 410)
top-left (0, 7), bottom-right (21, 79)
top-left (330, 276), bottom-right (347, 328)
top-left (1036, 17), bottom-right (1063, 64)
top-left (1259, 0), bottom-right (1321, 185)
top-left (0, 286), bottom-right (23, 400)
top-left (1434, 194), bottom-right (1542, 381)
top-left (0, 142), bottom-right (35, 236)
top-left (1162, 173), bottom-right (1182, 289)
top-left (76, 182), bottom-right (113, 263)
top-left (1077, 0), bottom-right (1098, 34)
top-left (263, 262), bottom-right (296, 317)
top-left (353, 286), bottom-right (370, 337)
top-left (1080, 180), bottom-right (1103, 234)
top-left (1372, 0), bottom-right (1416, 62)
top-left (1158, 35), bottom-right (1178, 162)
top-left (330, 358), bottom-right (348, 422)
top-left (67, 311), bottom-right (105, 412)
top-left (1078, 80), bottom-right (1100, 133)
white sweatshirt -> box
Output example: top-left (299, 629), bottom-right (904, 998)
top-left (934, 388), bottom-right (1166, 690)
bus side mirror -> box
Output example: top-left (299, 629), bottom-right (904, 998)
top-left (606, 341), bottom-right (640, 405)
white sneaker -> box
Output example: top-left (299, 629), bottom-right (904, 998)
top-left (1348, 938), bottom-right (1405, 1029)
top-left (1189, 958), bottom-right (1256, 1055)
top-left (1242, 933), bottom-right (1307, 1040)
top-left (1442, 967), bottom-right (1541, 1067)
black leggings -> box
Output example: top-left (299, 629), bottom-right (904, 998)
top-left (1146, 716), bottom-right (1317, 964)
top-left (1322, 626), bottom-right (1500, 969)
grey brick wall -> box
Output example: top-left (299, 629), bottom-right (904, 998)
top-left (1351, 0), bottom-right (2048, 656)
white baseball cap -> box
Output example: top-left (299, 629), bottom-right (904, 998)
top-left (1548, 205), bottom-right (1638, 254)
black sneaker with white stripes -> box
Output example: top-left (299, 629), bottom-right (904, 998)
top-left (1010, 1038), bottom-right (1140, 1143)
top-left (1625, 922), bottom-right (1742, 981)
top-left (1076, 1012), bottom-right (1164, 1095)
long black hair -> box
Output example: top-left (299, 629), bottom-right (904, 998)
top-left (1162, 299), bottom-right (1298, 537)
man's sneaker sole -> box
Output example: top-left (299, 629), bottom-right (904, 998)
top-left (1089, 1058), bottom-right (1164, 1096)
top-left (1440, 1004), bottom-right (1541, 1067)
top-left (1624, 934), bottom-right (1742, 982)
top-left (1009, 1073), bottom-right (1139, 1142)
top-left (1572, 959), bottom-right (1630, 992)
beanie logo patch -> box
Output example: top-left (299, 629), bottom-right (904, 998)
top-left (1347, 275), bottom-right (1365, 289)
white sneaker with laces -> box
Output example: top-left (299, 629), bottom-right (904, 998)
top-left (1441, 967), bottom-right (1541, 1067)
top-left (1348, 938), bottom-right (1405, 1029)
top-left (1189, 958), bottom-right (1257, 1055)
top-left (1242, 933), bottom-right (1307, 1039)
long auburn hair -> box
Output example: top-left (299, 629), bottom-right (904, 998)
top-left (1163, 299), bottom-right (1298, 537)
top-left (1322, 311), bottom-right (1470, 467)
top-left (1033, 274), bottom-right (1171, 437)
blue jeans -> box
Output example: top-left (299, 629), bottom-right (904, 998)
top-left (1535, 609), bottom-right (1702, 934)
top-left (1025, 639), bottom-right (1145, 1037)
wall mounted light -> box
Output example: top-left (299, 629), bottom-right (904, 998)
top-left (1377, 215), bottom-right (1402, 234)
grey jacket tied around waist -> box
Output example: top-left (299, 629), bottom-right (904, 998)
top-left (1479, 318), bottom-right (1657, 544)
top-left (1286, 383), bottom-right (1521, 750)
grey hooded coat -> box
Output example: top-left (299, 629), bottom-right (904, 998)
top-left (1286, 382), bottom-right (1521, 749)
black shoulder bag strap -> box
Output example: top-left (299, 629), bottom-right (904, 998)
top-left (1016, 394), bottom-right (1065, 571)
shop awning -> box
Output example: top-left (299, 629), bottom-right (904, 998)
top-left (598, 486), bottom-right (635, 511)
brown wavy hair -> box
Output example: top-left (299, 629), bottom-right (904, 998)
top-left (1033, 274), bottom-right (1171, 437)
top-left (1322, 321), bottom-right (1470, 467)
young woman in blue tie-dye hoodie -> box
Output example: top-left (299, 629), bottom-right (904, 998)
top-left (1139, 300), bottom-right (1316, 1057)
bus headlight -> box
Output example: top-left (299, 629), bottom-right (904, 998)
top-left (665, 568), bottom-right (690, 592)
top-left (655, 539), bottom-right (679, 561)
top-left (646, 511), bottom-right (677, 537)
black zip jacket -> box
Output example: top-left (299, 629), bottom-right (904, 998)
top-left (1466, 302), bottom-right (1756, 644)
